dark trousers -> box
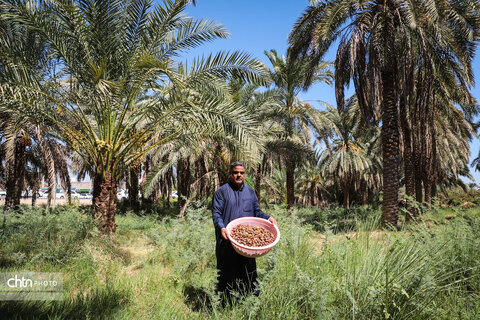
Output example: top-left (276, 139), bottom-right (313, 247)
top-left (215, 238), bottom-right (257, 304)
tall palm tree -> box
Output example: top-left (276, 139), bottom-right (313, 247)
top-left (401, 56), bottom-right (478, 217)
top-left (3, 0), bottom-right (266, 232)
top-left (264, 49), bottom-right (333, 209)
top-left (431, 86), bottom-right (477, 197)
top-left (289, 0), bottom-right (480, 227)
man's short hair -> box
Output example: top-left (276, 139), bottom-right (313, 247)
top-left (230, 161), bottom-right (246, 172)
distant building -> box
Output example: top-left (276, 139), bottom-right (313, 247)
top-left (71, 181), bottom-right (93, 190)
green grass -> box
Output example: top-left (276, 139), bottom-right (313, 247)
top-left (0, 204), bottom-right (479, 319)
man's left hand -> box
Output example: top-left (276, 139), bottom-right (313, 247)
top-left (268, 216), bottom-right (278, 226)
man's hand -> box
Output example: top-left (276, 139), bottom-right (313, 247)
top-left (268, 216), bottom-right (278, 226)
top-left (221, 228), bottom-right (229, 240)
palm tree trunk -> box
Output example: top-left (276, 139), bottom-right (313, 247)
top-left (214, 172), bottom-right (220, 191)
top-left (194, 157), bottom-right (208, 200)
top-left (60, 172), bottom-right (71, 204)
top-left (4, 140), bottom-right (25, 211)
top-left (166, 166), bottom-right (173, 207)
top-left (400, 103), bottom-right (416, 220)
top-left (38, 137), bottom-right (56, 209)
top-left (360, 179), bottom-right (368, 205)
top-left (431, 167), bottom-right (437, 199)
top-left (128, 166), bottom-right (139, 207)
top-left (142, 155), bottom-right (151, 203)
top-left (14, 141), bottom-right (26, 209)
top-left (93, 171), bottom-right (118, 233)
top-left (163, 183), bottom-right (168, 208)
top-left (404, 143), bottom-right (416, 218)
top-left (34, 129), bottom-right (57, 210)
top-left (203, 158), bottom-right (211, 198)
top-left (415, 73), bottom-right (431, 210)
top-left (423, 96), bottom-right (436, 206)
top-left (4, 158), bottom-right (16, 211)
top-left (424, 179), bottom-right (432, 204)
top-left (177, 157), bottom-right (190, 209)
top-left (380, 68), bottom-right (400, 228)
top-left (413, 143), bottom-right (423, 205)
top-left (255, 163), bottom-right (262, 203)
top-left (343, 184), bottom-right (350, 209)
top-left (31, 172), bottom-right (39, 207)
top-left (412, 89), bottom-right (424, 208)
top-left (285, 155), bottom-right (296, 209)
top-left (92, 173), bottom-right (101, 209)
top-left (310, 184), bottom-right (316, 206)
top-left (31, 192), bottom-right (37, 207)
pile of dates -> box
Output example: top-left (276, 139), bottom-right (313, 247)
top-left (230, 224), bottom-right (275, 247)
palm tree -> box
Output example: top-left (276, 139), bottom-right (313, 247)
top-left (401, 57), bottom-right (478, 217)
top-left (226, 80), bottom-right (281, 203)
top-left (433, 91), bottom-right (477, 197)
top-left (2, 128), bottom-right (27, 211)
top-left (4, 0), bottom-right (266, 232)
top-left (295, 157), bottom-right (330, 207)
top-left (318, 99), bottom-right (381, 208)
top-left (289, 0), bottom-right (480, 227)
top-left (0, 109), bottom-right (76, 210)
top-left (264, 49), bottom-right (333, 209)
top-left (0, 6), bottom-right (52, 211)
top-left (0, 118), bottom-right (73, 211)
top-left (142, 77), bottom-right (269, 215)
top-left (262, 167), bottom-right (287, 205)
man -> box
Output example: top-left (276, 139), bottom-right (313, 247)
top-left (212, 161), bottom-right (277, 304)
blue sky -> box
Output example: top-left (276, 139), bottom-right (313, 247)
top-left (185, 0), bottom-right (480, 184)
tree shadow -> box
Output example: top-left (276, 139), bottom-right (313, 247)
top-left (0, 286), bottom-right (129, 320)
top-left (183, 284), bottom-right (215, 312)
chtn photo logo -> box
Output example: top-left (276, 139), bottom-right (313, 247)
top-left (0, 272), bottom-right (63, 301)
top-left (7, 275), bottom-right (33, 288)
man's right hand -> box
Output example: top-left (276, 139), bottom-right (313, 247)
top-left (221, 228), bottom-right (229, 240)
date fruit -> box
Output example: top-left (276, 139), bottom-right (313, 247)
top-left (230, 224), bottom-right (275, 247)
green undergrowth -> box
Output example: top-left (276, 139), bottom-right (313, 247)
top-left (0, 204), bottom-right (479, 319)
top-left (296, 205), bottom-right (380, 233)
top-left (439, 188), bottom-right (480, 207)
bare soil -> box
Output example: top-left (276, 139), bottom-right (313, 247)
top-left (15, 198), bottom-right (93, 206)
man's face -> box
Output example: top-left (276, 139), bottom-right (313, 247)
top-left (230, 165), bottom-right (245, 187)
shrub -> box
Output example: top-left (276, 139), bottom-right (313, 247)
top-left (0, 207), bottom-right (93, 267)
